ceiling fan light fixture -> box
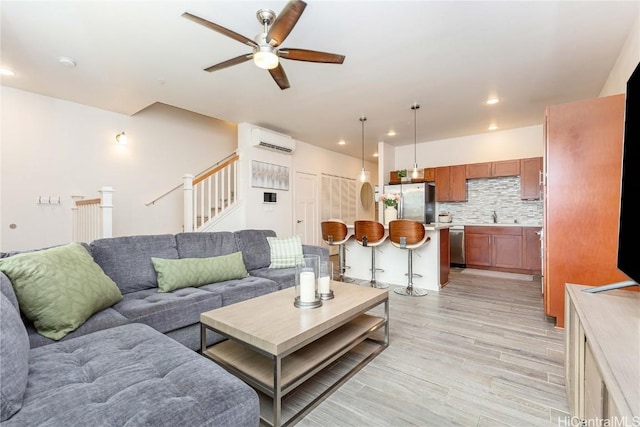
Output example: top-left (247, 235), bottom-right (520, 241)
top-left (254, 49), bottom-right (279, 70)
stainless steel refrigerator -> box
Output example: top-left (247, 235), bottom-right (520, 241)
top-left (383, 182), bottom-right (436, 223)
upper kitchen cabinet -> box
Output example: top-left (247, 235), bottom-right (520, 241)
top-left (435, 165), bottom-right (467, 202)
top-left (465, 162), bottom-right (492, 179)
top-left (544, 94), bottom-right (628, 328)
top-left (466, 160), bottom-right (520, 179)
top-left (423, 167), bottom-right (436, 182)
top-left (520, 157), bottom-right (543, 200)
top-left (492, 160), bottom-right (520, 177)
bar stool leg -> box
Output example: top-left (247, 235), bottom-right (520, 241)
top-left (393, 249), bottom-right (428, 297)
top-left (370, 247), bottom-right (388, 289)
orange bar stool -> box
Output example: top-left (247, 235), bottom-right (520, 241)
top-left (321, 219), bottom-right (351, 282)
top-left (388, 219), bottom-right (430, 297)
top-left (354, 220), bottom-right (389, 289)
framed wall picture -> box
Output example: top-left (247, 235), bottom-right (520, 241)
top-left (251, 160), bottom-right (289, 191)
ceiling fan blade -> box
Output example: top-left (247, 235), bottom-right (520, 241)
top-left (279, 48), bottom-right (345, 64)
top-left (204, 54), bottom-right (253, 72)
top-left (182, 11), bottom-right (258, 48)
top-left (269, 64), bottom-right (290, 90)
top-left (266, 0), bottom-right (307, 47)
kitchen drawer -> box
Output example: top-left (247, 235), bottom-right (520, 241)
top-left (466, 226), bottom-right (522, 236)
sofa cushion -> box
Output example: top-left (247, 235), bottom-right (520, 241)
top-left (152, 252), bottom-right (248, 293)
top-left (200, 275), bottom-right (281, 306)
top-left (0, 243), bottom-right (123, 340)
top-left (234, 229), bottom-right (276, 271)
top-left (249, 267), bottom-right (297, 290)
top-left (26, 308), bottom-right (130, 349)
top-left (175, 231), bottom-right (238, 258)
top-left (7, 323), bottom-right (259, 426)
top-left (113, 287), bottom-right (222, 333)
top-left (267, 235), bottom-right (304, 268)
top-left (90, 234), bottom-right (179, 294)
top-left (0, 271), bottom-right (19, 311)
top-left (0, 293), bottom-right (29, 421)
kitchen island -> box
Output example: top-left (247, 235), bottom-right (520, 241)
top-left (344, 223), bottom-right (451, 292)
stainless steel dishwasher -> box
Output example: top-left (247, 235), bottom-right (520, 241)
top-left (450, 226), bottom-right (465, 267)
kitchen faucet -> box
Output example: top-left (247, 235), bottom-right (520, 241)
top-left (492, 211), bottom-right (497, 223)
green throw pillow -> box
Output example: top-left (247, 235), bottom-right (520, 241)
top-left (152, 252), bottom-right (249, 293)
top-left (0, 242), bottom-right (123, 340)
top-left (267, 235), bottom-right (304, 269)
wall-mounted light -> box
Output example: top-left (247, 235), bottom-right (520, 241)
top-left (115, 132), bottom-right (128, 145)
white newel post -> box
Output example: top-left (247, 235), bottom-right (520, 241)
top-left (183, 174), bottom-right (194, 232)
top-left (99, 186), bottom-right (114, 238)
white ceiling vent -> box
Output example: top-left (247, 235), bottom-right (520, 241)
top-left (251, 128), bottom-right (295, 154)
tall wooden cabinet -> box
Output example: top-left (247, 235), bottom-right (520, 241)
top-left (544, 94), bottom-right (628, 327)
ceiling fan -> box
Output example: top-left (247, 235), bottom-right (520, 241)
top-left (182, 0), bottom-right (345, 90)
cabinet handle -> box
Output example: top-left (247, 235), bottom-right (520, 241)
top-left (538, 170), bottom-right (544, 186)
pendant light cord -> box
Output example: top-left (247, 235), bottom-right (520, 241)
top-left (360, 116), bottom-right (367, 170)
top-left (412, 103), bottom-right (420, 166)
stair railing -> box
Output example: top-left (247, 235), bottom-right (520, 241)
top-left (71, 186), bottom-right (114, 243)
top-left (183, 154), bottom-right (239, 232)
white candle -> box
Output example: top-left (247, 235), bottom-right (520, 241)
top-left (299, 271), bottom-right (316, 303)
top-left (318, 276), bottom-right (331, 294)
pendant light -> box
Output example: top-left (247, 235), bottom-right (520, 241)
top-left (411, 103), bottom-right (420, 179)
top-left (359, 115), bottom-right (368, 182)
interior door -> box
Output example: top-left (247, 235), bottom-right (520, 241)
top-left (295, 172), bottom-right (317, 245)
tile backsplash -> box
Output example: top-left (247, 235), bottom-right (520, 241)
top-left (438, 177), bottom-right (543, 226)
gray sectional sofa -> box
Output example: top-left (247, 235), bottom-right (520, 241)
top-left (0, 229), bottom-right (328, 426)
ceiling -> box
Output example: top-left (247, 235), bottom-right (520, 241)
top-left (1, 1), bottom-right (637, 160)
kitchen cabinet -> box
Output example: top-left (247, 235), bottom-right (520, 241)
top-left (465, 226), bottom-right (541, 274)
top-left (492, 160), bottom-right (520, 177)
top-left (466, 160), bottom-right (520, 179)
top-left (465, 162), bottom-right (492, 179)
top-left (435, 165), bottom-right (466, 202)
top-left (520, 157), bottom-right (543, 200)
top-left (423, 167), bottom-right (435, 182)
top-left (544, 94), bottom-right (627, 327)
top-left (523, 227), bottom-right (542, 272)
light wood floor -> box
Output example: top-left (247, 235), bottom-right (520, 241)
top-left (289, 266), bottom-right (569, 427)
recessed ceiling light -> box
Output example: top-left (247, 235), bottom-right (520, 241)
top-left (58, 56), bottom-right (76, 68)
top-left (338, 140), bottom-right (346, 145)
top-left (486, 97), bottom-right (500, 105)
top-left (488, 124), bottom-right (498, 131)
top-left (0, 67), bottom-right (15, 76)
top-left (387, 130), bottom-right (396, 136)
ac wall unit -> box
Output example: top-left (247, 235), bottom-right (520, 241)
top-left (251, 128), bottom-right (295, 154)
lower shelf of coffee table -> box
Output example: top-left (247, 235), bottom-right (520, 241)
top-left (203, 313), bottom-right (385, 393)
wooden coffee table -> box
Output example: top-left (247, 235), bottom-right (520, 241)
top-left (200, 281), bottom-right (389, 427)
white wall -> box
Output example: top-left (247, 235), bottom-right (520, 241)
top-left (0, 87), bottom-right (236, 251)
top-left (236, 122), bottom-right (377, 242)
top-left (600, 15), bottom-right (640, 97)
top-left (392, 124), bottom-right (543, 172)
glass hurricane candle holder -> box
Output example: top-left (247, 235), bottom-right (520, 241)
top-left (294, 255), bottom-right (322, 309)
top-left (318, 260), bottom-right (334, 300)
